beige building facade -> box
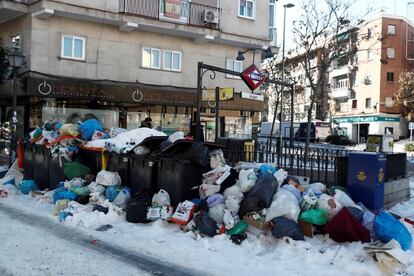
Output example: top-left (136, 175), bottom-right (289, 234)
top-left (0, 0), bottom-right (273, 141)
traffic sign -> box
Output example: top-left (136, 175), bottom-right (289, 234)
top-left (409, 122), bottom-right (414, 130)
top-left (241, 64), bottom-right (265, 90)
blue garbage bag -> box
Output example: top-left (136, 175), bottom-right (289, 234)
top-left (375, 211), bottom-right (412, 251)
top-left (53, 187), bottom-right (77, 204)
top-left (20, 180), bottom-right (39, 194)
top-left (106, 186), bottom-right (121, 202)
top-left (79, 119), bottom-right (103, 141)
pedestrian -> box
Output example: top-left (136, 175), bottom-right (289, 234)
top-left (140, 117), bottom-right (152, 129)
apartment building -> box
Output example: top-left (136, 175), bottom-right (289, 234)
top-left (332, 14), bottom-right (414, 142)
top-left (0, 0), bottom-right (274, 141)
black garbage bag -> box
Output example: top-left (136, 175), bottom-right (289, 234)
top-left (239, 172), bottom-right (278, 217)
top-left (219, 168), bottom-right (239, 194)
top-left (193, 212), bottom-right (217, 237)
top-left (125, 193), bottom-right (152, 223)
top-left (271, 217), bottom-right (305, 241)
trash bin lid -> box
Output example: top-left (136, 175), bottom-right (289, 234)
top-left (131, 136), bottom-right (168, 154)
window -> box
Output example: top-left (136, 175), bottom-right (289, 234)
top-left (387, 48), bottom-right (395, 59)
top-left (385, 127), bottom-right (394, 135)
top-left (142, 47), bottom-right (161, 69)
top-left (367, 50), bottom-right (373, 61)
top-left (226, 59), bottom-right (243, 78)
top-left (386, 72), bottom-right (394, 82)
top-left (61, 35), bottom-right (85, 60)
top-left (352, 99), bottom-right (357, 109)
top-left (367, 28), bottom-right (372, 39)
top-left (333, 75), bottom-right (348, 89)
top-left (11, 34), bottom-right (21, 52)
top-left (385, 97), bottom-right (393, 107)
top-left (163, 50), bottom-right (182, 71)
top-left (387, 25), bottom-right (396, 36)
top-left (269, 0), bottom-right (276, 45)
top-left (365, 98), bottom-right (372, 108)
top-left (239, 0), bottom-right (255, 19)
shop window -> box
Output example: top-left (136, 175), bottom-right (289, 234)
top-left (385, 127), bottom-right (393, 135)
top-left (386, 72), bottom-right (394, 82)
top-left (11, 34), bottom-right (21, 52)
top-left (387, 48), bottom-right (395, 59)
top-left (142, 47), bottom-right (161, 69)
top-left (163, 50), bottom-right (182, 71)
top-left (61, 35), bottom-right (85, 60)
top-left (238, 0), bottom-right (255, 19)
top-left (365, 98), bottom-right (372, 108)
top-left (226, 59), bottom-right (242, 78)
top-left (387, 25), bottom-right (396, 36)
top-left (352, 99), bottom-right (357, 109)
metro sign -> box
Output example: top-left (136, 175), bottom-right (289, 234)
top-left (241, 64), bottom-right (266, 90)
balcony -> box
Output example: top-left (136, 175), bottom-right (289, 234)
top-left (119, 0), bottom-right (220, 30)
top-left (0, 0), bottom-right (33, 24)
top-left (332, 88), bottom-right (351, 99)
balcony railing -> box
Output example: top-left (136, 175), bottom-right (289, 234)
top-left (119, 0), bottom-right (220, 30)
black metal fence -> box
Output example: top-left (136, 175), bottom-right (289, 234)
top-left (119, 0), bottom-right (220, 30)
top-left (219, 138), bottom-right (353, 186)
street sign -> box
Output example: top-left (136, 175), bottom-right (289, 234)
top-left (241, 64), bottom-right (265, 90)
top-left (202, 88), bottom-right (234, 101)
top-left (409, 122), bottom-right (414, 130)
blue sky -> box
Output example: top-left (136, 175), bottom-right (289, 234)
top-left (275, 0), bottom-right (414, 47)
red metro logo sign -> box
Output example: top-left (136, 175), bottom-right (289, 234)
top-left (241, 64), bottom-right (266, 91)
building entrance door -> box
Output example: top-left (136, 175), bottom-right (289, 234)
top-left (359, 123), bottom-right (369, 143)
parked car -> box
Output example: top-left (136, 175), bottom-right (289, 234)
top-left (294, 122), bottom-right (332, 143)
top-left (325, 134), bottom-right (355, 146)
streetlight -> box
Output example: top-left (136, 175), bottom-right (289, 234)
top-left (7, 51), bottom-right (25, 167)
top-left (278, 3), bottom-right (294, 160)
top-left (236, 46), bottom-right (276, 64)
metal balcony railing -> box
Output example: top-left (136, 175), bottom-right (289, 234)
top-left (119, 0), bottom-right (220, 30)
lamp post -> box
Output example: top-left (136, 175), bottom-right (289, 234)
top-left (279, 3), bottom-right (294, 161)
top-left (7, 51), bottom-right (25, 167)
top-left (236, 47), bottom-right (275, 64)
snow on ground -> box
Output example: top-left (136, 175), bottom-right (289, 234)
top-left (2, 190), bottom-right (414, 276)
top-left (0, 205), bottom-right (150, 276)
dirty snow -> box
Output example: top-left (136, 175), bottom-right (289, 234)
top-left (2, 191), bottom-right (414, 276)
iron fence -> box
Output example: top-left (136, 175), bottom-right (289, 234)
top-left (119, 0), bottom-right (220, 30)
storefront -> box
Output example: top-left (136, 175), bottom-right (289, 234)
top-left (0, 73), bottom-right (264, 142)
top-left (333, 114), bottom-right (407, 143)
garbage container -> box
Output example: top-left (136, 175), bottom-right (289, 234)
top-left (48, 153), bottom-right (67, 190)
top-left (75, 148), bottom-right (103, 175)
top-left (347, 152), bottom-right (386, 210)
top-left (106, 152), bottom-right (129, 187)
top-left (128, 136), bottom-right (167, 196)
top-left (32, 144), bottom-right (50, 190)
top-left (156, 140), bottom-right (211, 206)
top-left (23, 143), bottom-right (35, 180)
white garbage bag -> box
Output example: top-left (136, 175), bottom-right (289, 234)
top-left (317, 194), bottom-right (343, 220)
top-left (334, 189), bottom-right (361, 209)
top-left (225, 195), bottom-right (241, 213)
top-left (152, 189), bottom-right (171, 206)
top-left (223, 209), bottom-right (240, 230)
top-left (223, 185), bottom-right (244, 200)
top-left (96, 170), bottom-right (121, 186)
top-left (112, 187), bottom-right (131, 207)
top-left (209, 203), bottom-right (225, 225)
top-left (273, 169), bottom-right (288, 187)
top-left (266, 188), bottom-right (300, 222)
top-left (238, 169), bottom-right (257, 193)
top-left (87, 182), bottom-right (106, 194)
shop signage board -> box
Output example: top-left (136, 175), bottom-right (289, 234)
top-left (333, 116), bottom-right (400, 123)
top-left (202, 88), bottom-right (234, 101)
top-left (241, 92), bottom-right (264, 101)
top-left (241, 64), bottom-right (265, 91)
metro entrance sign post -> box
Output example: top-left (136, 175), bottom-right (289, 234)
top-left (409, 122), bottom-right (414, 141)
top-left (241, 64), bottom-right (266, 91)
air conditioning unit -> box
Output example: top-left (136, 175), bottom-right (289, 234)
top-left (203, 10), bottom-right (219, 24)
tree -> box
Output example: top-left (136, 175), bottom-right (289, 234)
top-left (395, 71), bottom-right (414, 120)
top-left (0, 39), bottom-right (9, 84)
top-left (292, 0), bottom-right (365, 160)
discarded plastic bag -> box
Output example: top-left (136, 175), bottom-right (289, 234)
top-left (64, 162), bottom-right (91, 179)
top-left (334, 189), bottom-right (359, 209)
top-left (317, 194), bottom-right (343, 220)
top-left (223, 209), bottom-right (240, 230)
top-left (113, 187), bottom-right (131, 207)
top-left (375, 211), bottom-right (412, 251)
top-left (238, 169), bottom-right (257, 193)
top-left (193, 212), bottom-right (218, 237)
top-left (96, 170), bottom-right (122, 186)
top-left (19, 180), bottom-right (39, 194)
top-left (209, 203), bottom-right (225, 225)
top-left (152, 189), bottom-right (171, 207)
top-left (70, 186), bottom-right (90, 196)
top-left (266, 188), bottom-right (300, 222)
top-left (274, 169), bottom-right (288, 187)
top-left (210, 149), bottom-right (226, 169)
top-left (299, 190), bottom-right (318, 211)
top-left (225, 195), bottom-right (241, 213)
top-left (271, 217), bottom-right (305, 241)
top-left (299, 208), bottom-right (328, 225)
top-left (306, 183), bottom-right (326, 197)
top-left (105, 186), bottom-right (121, 202)
top-left (223, 185), bottom-right (244, 200)
top-left (79, 119), bottom-right (103, 141)
top-left (59, 124), bottom-right (80, 137)
top-left (126, 193), bottom-right (151, 223)
top-left (87, 182), bottom-right (105, 194)
top-left (4, 161), bottom-right (23, 189)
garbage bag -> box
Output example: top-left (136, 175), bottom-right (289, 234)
top-left (375, 211), bottom-right (412, 251)
top-left (210, 149), bottom-right (226, 169)
top-left (87, 182), bottom-right (105, 194)
top-left (109, 127), bottom-right (127, 138)
top-left (19, 180), bottom-right (39, 194)
top-left (334, 189), bottom-right (359, 209)
top-left (266, 188), bottom-right (300, 222)
top-left (125, 193), bottom-right (152, 223)
top-left (225, 195), bottom-right (242, 213)
top-left (223, 209), bottom-right (240, 230)
top-left (317, 194), bottom-right (343, 220)
top-left (207, 194), bottom-right (225, 208)
top-left (219, 168), bottom-right (239, 194)
top-left (113, 187), bottom-right (131, 207)
top-left (306, 183), bottom-right (326, 197)
top-left (91, 130), bottom-right (107, 141)
top-left (258, 164), bottom-right (277, 177)
top-left (346, 206), bottom-right (364, 222)
top-left (53, 187), bottom-right (77, 204)
top-left (53, 199), bottom-right (71, 216)
top-left (281, 184), bottom-right (302, 203)
top-left (152, 189), bottom-right (171, 207)
top-left (299, 208), bottom-right (328, 225)
top-left (209, 203), bottom-right (225, 225)
top-left (274, 169), bottom-right (288, 187)
top-left (228, 220), bottom-right (248, 236)
top-left (223, 185), bottom-right (244, 200)
top-left (79, 119), bottom-right (103, 141)
top-left (106, 186), bottom-right (121, 202)
top-left (70, 186), bottom-right (90, 196)
top-left (238, 169), bottom-right (257, 193)
top-left (362, 210), bottom-right (376, 240)
top-left (59, 124), bottom-right (80, 137)
top-left (299, 190), bottom-right (318, 211)
top-left (170, 200), bottom-right (196, 225)
top-left (271, 217), bottom-right (305, 241)
top-left (323, 208), bottom-right (370, 243)
top-left (96, 170), bottom-right (122, 186)
top-left (193, 212), bottom-right (218, 237)
top-left (64, 162), bottom-right (91, 179)
top-left (239, 171), bottom-right (278, 217)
